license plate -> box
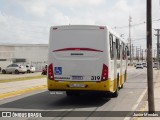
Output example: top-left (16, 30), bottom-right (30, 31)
top-left (69, 84), bottom-right (85, 88)
top-left (72, 76), bottom-right (83, 80)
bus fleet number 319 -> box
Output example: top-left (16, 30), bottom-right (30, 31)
top-left (91, 76), bottom-right (101, 80)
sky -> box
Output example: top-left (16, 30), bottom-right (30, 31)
top-left (0, 0), bottom-right (159, 53)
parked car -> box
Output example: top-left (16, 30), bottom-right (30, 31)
top-left (153, 62), bottom-right (158, 68)
top-left (26, 65), bottom-right (35, 73)
top-left (142, 62), bottom-right (147, 67)
top-left (136, 63), bottom-right (143, 69)
top-left (2, 63), bottom-right (27, 74)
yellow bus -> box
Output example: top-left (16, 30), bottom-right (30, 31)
top-left (47, 25), bottom-right (129, 97)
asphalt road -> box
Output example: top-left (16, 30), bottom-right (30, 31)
top-left (0, 67), bottom-right (158, 120)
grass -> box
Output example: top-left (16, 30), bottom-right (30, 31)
top-left (0, 75), bottom-right (47, 83)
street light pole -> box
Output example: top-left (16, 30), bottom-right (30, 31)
top-left (129, 16), bottom-right (132, 65)
top-left (146, 0), bottom-right (155, 113)
top-left (140, 46), bottom-right (141, 61)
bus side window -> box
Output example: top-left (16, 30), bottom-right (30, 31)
top-left (126, 46), bottom-right (130, 56)
top-left (122, 42), bottom-right (126, 60)
top-left (116, 38), bottom-right (120, 60)
top-left (109, 34), bottom-right (114, 60)
top-left (120, 44), bottom-right (122, 59)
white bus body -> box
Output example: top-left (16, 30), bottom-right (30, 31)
top-left (47, 25), bottom-right (128, 97)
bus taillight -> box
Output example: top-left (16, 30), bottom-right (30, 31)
top-left (101, 64), bottom-right (108, 81)
top-left (48, 64), bottom-right (54, 80)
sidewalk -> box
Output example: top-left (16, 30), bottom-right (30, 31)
top-left (137, 69), bottom-right (160, 120)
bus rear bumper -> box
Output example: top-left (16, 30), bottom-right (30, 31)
top-left (47, 79), bottom-right (114, 92)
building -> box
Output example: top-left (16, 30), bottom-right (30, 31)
top-left (0, 44), bottom-right (48, 71)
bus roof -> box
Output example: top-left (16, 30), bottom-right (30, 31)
top-left (50, 25), bottom-right (127, 44)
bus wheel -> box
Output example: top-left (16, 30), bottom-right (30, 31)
top-left (121, 84), bottom-right (123, 89)
top-left (113, 75), bottom-right (119, 97)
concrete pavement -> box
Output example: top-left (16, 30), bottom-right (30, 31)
top-left (0, 78), bottom-right (47, 100)
top-left (134, 69), bottom-right (160, 120)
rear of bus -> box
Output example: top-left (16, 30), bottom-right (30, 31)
top-left (47, 25), bottom-right (110, 95)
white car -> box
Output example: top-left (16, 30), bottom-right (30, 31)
top-left (26, 65), bottom-right (35, 73)
top-left (2, 63), bottom-right (27, 74)
top-left (136, 63), bottom-right (143, 69)
top-left (142, 62), bottom-right (147, 67)
top-left (153, 62), bottom-right (158, 68)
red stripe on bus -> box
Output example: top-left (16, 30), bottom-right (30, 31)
top-left (53, 48), bottom-right (103, 52)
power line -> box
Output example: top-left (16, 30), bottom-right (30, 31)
top-left (132, 38), bottom-right (146, 41)
top-left (132, 36), bottom-right (157, 41)
top-left (112, 18), bottom-right (160, 29)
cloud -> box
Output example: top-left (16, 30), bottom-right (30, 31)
top-left (29, 2), bottom-right (47, 17)
top-left (14, 0), bottom-right (47, 17)
top-left (51, 12), bottom-right (70, 25)
top-left (14, 0), bottom-right (105, 17)
top-left (47, 0), bottom-right (105, 7)
top-left (0, 12), bottom-right (49, 44)
top-left (0, 0), bottom-right (159, 49)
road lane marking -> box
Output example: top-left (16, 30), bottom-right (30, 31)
top-left (0, 85), bottom-right (47, 100)
top-left (124, 89), bottom-right (147, 120)
top-left (137, 107), bottom-right (146, 120)
top-left (132, 89), bottom-right (147, 110)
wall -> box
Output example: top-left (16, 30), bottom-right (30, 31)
top-left (0, 44), bottom-right (48, 71)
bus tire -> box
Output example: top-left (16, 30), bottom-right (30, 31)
top-left (113, 74), bottom-right (119, 97)
top-left (121, 84), bottom-right (123, 89)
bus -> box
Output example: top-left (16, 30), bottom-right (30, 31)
top-left (47, 25), bottom-right (129, 97)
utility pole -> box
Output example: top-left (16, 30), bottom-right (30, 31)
top-left (154, 29), bottom-right (160, 69)
top-left (146, 0), bottom-right (155, 113)
top-left (137, 48), bottom-right (140, 62)
top-left (132, 44), bottom-right (134, 63)
top-left (145, 49), bottom-right (147, 62)
top-left (136, 46), bottom-right (138, 62)
top-left (142, 49), bottom-right (144, 62)
top-left (154, 49), bottom-right (156, 62)
top-left (129, 16), bottom-right (132, 65)
top-left (140, 46), bottom-right (141, 61)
